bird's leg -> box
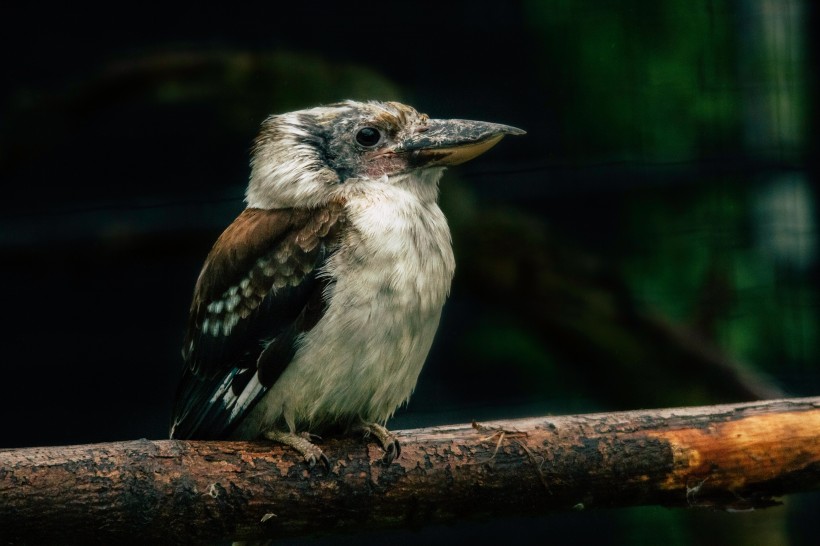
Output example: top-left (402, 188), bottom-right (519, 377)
top-left (263, 429), bottom-right (329, 469)
top-left (355, 420), bottom-right (401, 464)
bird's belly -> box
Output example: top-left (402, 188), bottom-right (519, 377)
top-left (241, 262), bottom-right (449, 436)
top-left (306, 301), bottom-right (439, 421)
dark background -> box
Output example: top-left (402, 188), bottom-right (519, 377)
top-left (2, 1), bottom-right (818, 544)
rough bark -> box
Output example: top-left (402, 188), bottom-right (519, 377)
top-left (2, 397), bottom-right (819, 545)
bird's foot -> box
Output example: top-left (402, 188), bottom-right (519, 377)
top-left (357, 421), bottom-right (401, 464)
top-left (263, 429), bottom-right (329, 470)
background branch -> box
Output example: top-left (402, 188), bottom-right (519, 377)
top-left (2, 397), bottom-right (819, 545)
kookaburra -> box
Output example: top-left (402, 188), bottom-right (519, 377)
top-left (171, 100), bottom-right (523, 467)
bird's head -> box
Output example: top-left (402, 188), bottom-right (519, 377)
top-left (246, 100), bottom-right (524, 208)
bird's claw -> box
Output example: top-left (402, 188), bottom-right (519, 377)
top-left (304, 447), bottom-right (330, 471)
top-left (381, 438), bottom-right (401, 465)
top-left (319, 452), bottom-right (330, 470)
top-left (358, 421), bottom-right (401, 464)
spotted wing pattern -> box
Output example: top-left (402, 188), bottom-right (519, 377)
top-left (171, 203), bottom-right (345, 439)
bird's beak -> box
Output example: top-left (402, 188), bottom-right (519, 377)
top-left (395, 119), bottom-right (525, 168)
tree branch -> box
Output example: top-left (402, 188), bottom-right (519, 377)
top-left (2, 397), bottom-right (820, 545)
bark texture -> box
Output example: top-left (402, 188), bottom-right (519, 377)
top-left (2, 397), bottom-right (819, 545)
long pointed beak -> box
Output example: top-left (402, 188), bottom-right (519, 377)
top-left (395, 119), bottom-right (525, 168)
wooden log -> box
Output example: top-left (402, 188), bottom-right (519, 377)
top-left (2, 397), bottom-right (819, 545)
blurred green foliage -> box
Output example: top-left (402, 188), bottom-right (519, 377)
top-left (519, 0), bottom-right (813, 396)
top-left (524, 0), bottom-right (741, 160)
top-left (621, 179), bottom-right (818, 382)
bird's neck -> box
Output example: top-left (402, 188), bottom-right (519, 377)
top-left (332, 167), bottom-right (445, 207)
top-left (385, 167), bottom-right (446, 204)
top-left (328, 170), bottom-right (456, 318)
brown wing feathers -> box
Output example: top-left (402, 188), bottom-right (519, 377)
top-left (172, 203), bottom-right (344, 439)
top-left (184, 204), bottom-right (343, 374)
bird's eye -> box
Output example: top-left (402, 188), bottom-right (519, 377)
top-left (355, 127), bottom-right (382, 147)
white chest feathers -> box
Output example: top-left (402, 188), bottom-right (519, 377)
top-left (247, 177), bottom-right (456, 433)
top-left (333, 180), bottom-right (456, 316)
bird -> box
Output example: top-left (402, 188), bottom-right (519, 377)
top-left (170, 100), bottom-right (524, 467)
